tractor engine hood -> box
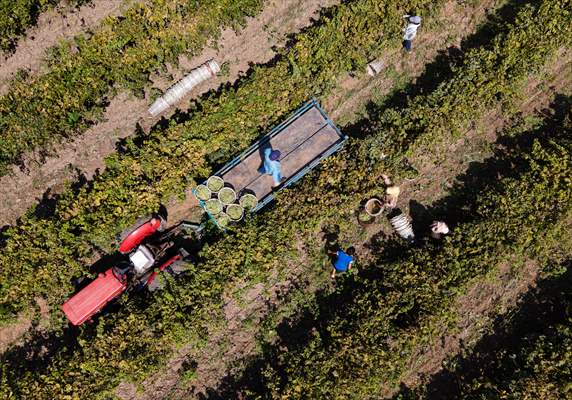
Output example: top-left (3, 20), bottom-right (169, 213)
top-left (61, 268), bottom-right (127, 325)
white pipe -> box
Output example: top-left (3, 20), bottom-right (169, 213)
top-left (148, 59), bottom-right (220, 117)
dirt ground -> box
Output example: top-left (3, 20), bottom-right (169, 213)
top-left (3, 0), bottom-right (570, 396)
top-left (114, 1), bottom-right (522, 397)
top-left (394, 260), bottom-right (540, 394)
top-left (0, 297), bottom-right (49, 354)
top-left (0, 0), bottom-right (339, 228)
top-left (0, 0), bottom-right (132, 95)
top-left (0, 316), bottom-right (31, 354)
top-left (142, 18), bottom-right (572, 400)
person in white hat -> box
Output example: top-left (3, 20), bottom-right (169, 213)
top-left (403, 15), bottom-right (422, 52)
top-left (430, 221), bottom-right (450, 239)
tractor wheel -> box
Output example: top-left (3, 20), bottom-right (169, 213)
top-left (147, 275), bottom-right (165, 292)
top-left (166, 260), bottom-right (188, 277)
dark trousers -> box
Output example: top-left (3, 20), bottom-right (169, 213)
top-left (403, 40), bottom-right (413, 52)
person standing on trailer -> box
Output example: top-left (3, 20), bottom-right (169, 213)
top-left (259, 148), bottom-right (284, 187)
top-left (402, 15), bottom-right (422, 52)
top-left (331, 247), bottom-right (356, 278)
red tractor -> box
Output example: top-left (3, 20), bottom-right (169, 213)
top-left (61, 217), bottom-right (201, 325)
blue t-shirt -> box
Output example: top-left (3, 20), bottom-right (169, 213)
top-left (334, 250), bottom-right (353, 272)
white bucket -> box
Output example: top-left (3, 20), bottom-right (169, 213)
top-left (390, 212), bottom-right (415, 242)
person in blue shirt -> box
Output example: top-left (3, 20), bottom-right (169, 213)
top-left (258, 148), bottom-right (283, 187)
top-left (331, 246), bottom-right (355, 278)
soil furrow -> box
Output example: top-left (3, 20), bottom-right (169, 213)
top-left (177, 37), bottom-right (572, 400)
top-left (0, 0), bottom-right (338, 228)
top-left (112, 1), bottom-right (526, 396)
top-left (0, 0), bottom-right (131, 95)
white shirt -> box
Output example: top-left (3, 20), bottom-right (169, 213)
top-left (403, 22), bottom-right (420, 41)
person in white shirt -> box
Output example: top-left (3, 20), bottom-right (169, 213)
top-left (403, 15), bottom-right (422, 52)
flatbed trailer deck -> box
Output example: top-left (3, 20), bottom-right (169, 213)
top-left (197, 99), bottom-right (347, 226)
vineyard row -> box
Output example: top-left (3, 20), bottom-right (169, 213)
top-left (0, 0), bottom-right (264, 176)
top-left (242, 104), bottom-right (572, 398)
top-left (2, 0), bottom-right (571, 397)
top-left (0, 0), bottom-right (89, 52)
top-left (0, 0), bottom-right (449, 322)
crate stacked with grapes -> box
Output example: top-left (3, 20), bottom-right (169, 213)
top-left (194, 176), bottom-right (258, 228)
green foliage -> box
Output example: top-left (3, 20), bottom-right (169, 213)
top-left (0, 0), bottom-right (264, 175)
top-left (0, 0), bottom-right (95, 52)
top-left (1, 0), bottom-right (571, 397)
top-left (0, 0), bottom-right (60, 52)
top-left (364, 1), bottom-right (572, 162)
top-left (458, 321), bottom-right (572, 399)
top-left (440, 260), bottom-right (572, 400)
top-left (0, 0), bottom-right (444, 324)
top-left (245, 111), bottom-right (572, 399)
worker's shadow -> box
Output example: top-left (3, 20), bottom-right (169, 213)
top-left (321, 224), bottom-right (340, 265)
top-left (257, 141), bottom-right (273, 174)
top-left (408, 199), bottom-right (433, 238)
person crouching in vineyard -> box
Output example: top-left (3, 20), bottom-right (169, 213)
top-left (258, 148), bottom-right (284, 187)
top-left (402, 15), bottom-right (422, 52)
top-left (382, 174), bottom-right (400, 209)
top-left (331, 247), bottom-right (356, 278)
top-left (430, 221), bottom-right (450, 240)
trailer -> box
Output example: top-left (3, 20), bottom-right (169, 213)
top-left (196, 99), bottom-right (347, 227)
top-left (62, 99), bottom-right (346, 325)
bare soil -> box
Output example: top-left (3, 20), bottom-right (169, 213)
top-left (0, 297), bottom-right (49, 355)
top-left (0, 0), bottom-right (131, 95)
top-left (0, 316), bottom-right (31, 354)
top-left (112, 1), bottom-right (529, 397)
top-left (0, 0), bottom-right (338, 228)
top-left (0, 92), bottom-right (147, 226)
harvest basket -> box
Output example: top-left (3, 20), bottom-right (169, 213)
top-left (218, 187), bottom-right (236, 205)
top-left (365, 198), bottom-right (384, 216)
top-left (194, 184), bottom-right (211, 201)
top-left (226, 204), bottom-right (244, 221)
top-left (206, 176), bottom-right (224, 192)
top-left (216, 212), bottom-right (231, 228)
top-left (205, 198), bottom-right (223, 215)
top-left (239, 193), bottom-right (258, 211)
